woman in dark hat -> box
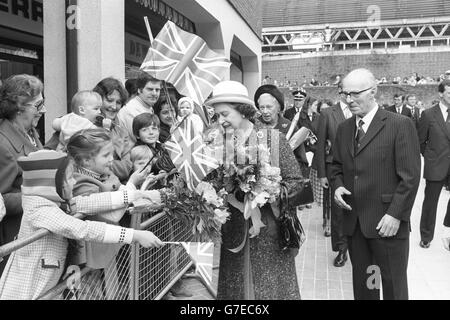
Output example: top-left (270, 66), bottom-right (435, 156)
top-left (206, 81), bottom-right (302, 300)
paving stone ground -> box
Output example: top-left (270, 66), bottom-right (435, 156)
top-left (175, 163), bottom-right (450, 300)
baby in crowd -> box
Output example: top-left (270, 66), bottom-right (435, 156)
top-left (53, 91), bottom-right (110, 151)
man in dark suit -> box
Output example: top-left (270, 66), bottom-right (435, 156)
top-left (331, 68), bottom-right (421, 300)
top-left (386, 94), bottom-right (411, 117)
top-left (405, 94), bottom-right (421, 130)
top-left (418, 80), bottom-right (450, 249)
top-left (284, 88), bottom-right (307, 122)
top-left (316, 83), bottom-right (353, 267)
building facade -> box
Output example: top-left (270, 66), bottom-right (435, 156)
top-left (0, 0), bottom-right (262, 141)
top-left (262, 0), bottom-right (450, 87)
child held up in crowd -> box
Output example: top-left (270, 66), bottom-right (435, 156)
top-left (53, 91), bottom-right (110, 151)
top-left (178, 97), bottom-right (204, 134)
top-left (0, 149), bottom-right (165, 300)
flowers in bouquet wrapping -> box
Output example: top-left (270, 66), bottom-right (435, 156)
top-left (162, 175), bottom-right (231, 242)
top-left (250, 190), bottom-right (271, 209)
top-left (214, 208), bottom-right (230, 224)
top-left (196, 182), bottom-right (224, 207)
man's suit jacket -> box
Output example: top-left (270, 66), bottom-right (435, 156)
top-left (387, 105), bottom-right (421, 129)
top-left (331, 108), bottom-right (421, 239)
top-left (316, 103), bottom-right (346, 179)
top-left (418, 104), bottom-right (450, 181)
top-left (386, 105), bottom-right (412, 117)
top-left (284, 107), bottom-right (299, 122)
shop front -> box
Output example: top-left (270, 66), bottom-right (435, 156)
top-left (0, 0), bottom-right (44, 141)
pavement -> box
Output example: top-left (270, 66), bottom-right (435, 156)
top-left (173, 171), bottom-right (450, 300)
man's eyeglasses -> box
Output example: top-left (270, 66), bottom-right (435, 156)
top-left (340, 87), bottom-right (373, 98)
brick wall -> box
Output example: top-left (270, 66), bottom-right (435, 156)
top-left (227, 0), bottom-right (262, 38)
top-left (263, 51), bottom-right (450, 85)
top-left (280, 85), bottom-right (440, 110)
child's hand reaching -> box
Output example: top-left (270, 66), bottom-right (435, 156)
top-left (141, 174), bottom-right (158, 191)
top-left (133, 230), bottom-right (164, 248)
top-left (129, 166), bottom-right (151, 187)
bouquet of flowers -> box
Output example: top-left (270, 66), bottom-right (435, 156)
top-left (162, 175), bottom-right (230, 243)
top-left (209, 143), bottom-right (282, 237)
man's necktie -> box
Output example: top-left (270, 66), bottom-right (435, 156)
top-left (397, 107), bottom-right (401, 114)
top-left (446, 110), bottom-right (450, 134)
top-left (355, 120), bottom-right (365, 152)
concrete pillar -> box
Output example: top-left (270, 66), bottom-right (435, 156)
top-left (76, 0), bottom-right (125, 90)
top-left (43, 0), bottom-right (126, 141)
top-left (242, 55), bottom-right (261, 98)
top-left (43, 0), bottom-right (67, 142)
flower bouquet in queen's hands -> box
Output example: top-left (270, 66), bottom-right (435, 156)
top-left (162, 175), bottom-right (231, 243)
top-left (210, 143), bottom-right (283, 238)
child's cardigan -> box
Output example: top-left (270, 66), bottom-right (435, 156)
top-left (70, 170), bottom-right (131, 269)
top-left (0, 192), bottom-right (134, 300)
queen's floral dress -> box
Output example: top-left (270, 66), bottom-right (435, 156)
top-left (212, 125), bottom-right (303, 300)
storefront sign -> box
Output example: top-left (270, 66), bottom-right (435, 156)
top-left (134, 0), bottom-right (194, 33)
top-left (0, 0), bottom-right (43, 36)
top-left (125, 32), bottom-right (150, 66)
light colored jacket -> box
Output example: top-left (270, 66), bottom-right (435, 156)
top-left (0, 191), bottom-right (134, 300)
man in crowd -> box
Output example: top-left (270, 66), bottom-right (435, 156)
top-left (332, 68), bottom-right (420, 300)
top-left (405, 94), bottom-right (421, 128)
top-left (118, 73), bottom-right (161, 143)
top-left (316, 81), bottom-right (353, 267)
top-left (418, 80), bottom-right (450, 249)
top-left (284, 88), bottom-right (307, 122)
top-left (386, 94), bottom-right (410, 117)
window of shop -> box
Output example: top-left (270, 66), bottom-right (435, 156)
top-left (0, 40), bottom-right (44, 143)
top-left (230, 50), bottom-right (243, 84)
top-left (124, 0), bottom-right (195, 79)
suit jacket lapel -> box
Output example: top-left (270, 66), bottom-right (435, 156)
top-left (332, 103), bottom-right (345, 124)
top-left (432, 105), bottom-right (450, 141)
top-left (356, 109), bottom-right (386, 156)
top-left (345, 116), bottom-right (356, 158)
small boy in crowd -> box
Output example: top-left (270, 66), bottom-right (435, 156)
top-left (53, 91), bottom-right (109, 151)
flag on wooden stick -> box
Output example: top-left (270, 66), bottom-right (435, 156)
top-left (141, 20), bottom-right (231, 107)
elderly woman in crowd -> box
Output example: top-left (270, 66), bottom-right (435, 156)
top-left (205, 81), bottom-right (302, 300)
top-left (254, 84), bottom-right (309, 168)
top-left (0, 74), bottom-right (46, 276)
top-left (93, 77), bottom-right (134, 182)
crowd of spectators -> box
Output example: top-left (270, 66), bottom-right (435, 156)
top-left (264, 70), bottom-right (450, 89)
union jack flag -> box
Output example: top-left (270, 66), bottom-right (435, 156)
top-left (165, 117), bottom-right (219, 191)
top-left (140, 20), bottom-right (231, 106)
top-left (181, 242), bottom-right (214, 286)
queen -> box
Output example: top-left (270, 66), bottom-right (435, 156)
top-left (205, 81), bottom-right (303, 300)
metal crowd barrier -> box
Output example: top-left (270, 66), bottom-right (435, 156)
top-left (0, 210), bottom-right (194, 300)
